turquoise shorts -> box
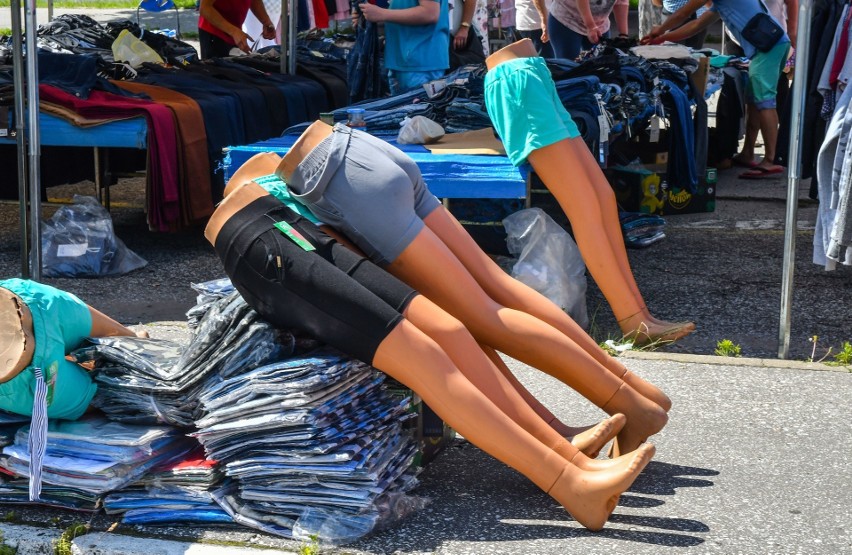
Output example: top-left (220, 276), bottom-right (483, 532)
top-left (748, 40), bottom-right (791, 110)
top-left (0, 279), bottom-right (95, 420)
top-left (484, 56), bottom-right (580, 167)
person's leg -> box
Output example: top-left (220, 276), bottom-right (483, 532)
top-left (402, 294), bottom-right (625, 459)
top-left (743, 42), bottom-right (790, 172)
top-left (421, 205), bottom-right (673, 411)
top-left (734, 104), bottom-right (761, 167)
top-left (373, 318), bottom-right (656, 531)
top-left (385, 226), bottom-right (668, 454)
top-left (756, 106), bottom-right (781, 168)
top-left (526, 136), bottom-right (695, 344)
top-left (547, 14), bottom-right (585, 59)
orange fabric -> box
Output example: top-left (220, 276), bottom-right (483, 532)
top-left (113, 81), bottom-right (214, 224)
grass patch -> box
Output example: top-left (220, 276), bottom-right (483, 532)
top-left (0, 531), bottom-right (16, 555)
top-left (53, 523), bottom-right (88, 555)
top-left (714, 339), bottom-right (742, 357)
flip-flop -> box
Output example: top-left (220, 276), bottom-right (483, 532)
top-left (738, 166), bottom-right (785, 179)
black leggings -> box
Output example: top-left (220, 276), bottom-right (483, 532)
top-left (214, 196), bottom-right (417, 364)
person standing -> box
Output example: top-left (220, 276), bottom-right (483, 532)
top-left (643, 0), bottom-right (792, 178)
top-left (539, 0), bottom-right (630, 60)
top-left (359, 0), bottom-right (450, 95)
top-left (723, 0), bottom-right (797, 170)
top-left (661, 0), bottom-right (711, 50)
top-left (198, 0), bottom-right (277, 59)
top-left (449, 0), bottom-right (489, 68)
top-left (516, 0), bottom-right (554, 57)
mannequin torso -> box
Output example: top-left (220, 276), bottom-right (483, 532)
top-left (485, 37), bottom-right (537, 69)
top-left (276, 120), bottom-right (334, 182)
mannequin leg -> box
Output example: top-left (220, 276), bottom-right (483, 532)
top-left (422, 205), bottom-right (672, 412)
top-left (526, 137), bottom-right (695, 344)
top-left (478, 345), bottom-right (626, 458)
top-left (373, 318), bottom-right (656, 530)
top-left (402, 295), bottom-right (622, 459)
top-left (386, 227), bottom-right (668, 454)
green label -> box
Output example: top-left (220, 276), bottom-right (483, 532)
top-left (274, 221), bottom-right (316, 251)
top-left (45, 361), bottom-right (58, 407)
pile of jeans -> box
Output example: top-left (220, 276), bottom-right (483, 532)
top-left (104, 446), bottom-right (232, 525)
top-left (192, 352), bottom-right (422, 544)
top-left (74, 291), bottom-right (296, 427)
top-left (0, 417), bottom-right (194, 506)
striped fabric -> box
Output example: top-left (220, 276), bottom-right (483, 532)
top-left (28, 367), bottom-right (48, 502)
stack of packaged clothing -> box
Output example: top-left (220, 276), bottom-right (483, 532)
top-left (620, 211), bottom-right (667, 248)
top-left (73, 290), bottom-right (296, 427)
top-left (0, 417), bottom-right (194, 509)
top-left (192, 352), bottom-right (423, 544)
top-left (104, 446), bottom-right (232, 525)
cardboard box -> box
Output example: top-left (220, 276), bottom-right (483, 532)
top-left (646, 165), bottom-right (717, 215)
top-left (605, 165), bottom-right (666, 215)
top-left (690, 57), bottom-right (710, 98)
top-left (384, 383), bottom-right (455, 467)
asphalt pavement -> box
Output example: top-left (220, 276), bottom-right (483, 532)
top-left (0, 6), bottom-right (850, 554)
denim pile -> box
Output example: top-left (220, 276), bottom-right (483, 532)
top-left (192, 352), bottom-right (421, 543)
top-left (0, 417), bottom-right (194, 505)
top-left (73, 292), bottom-right (295, 427)
top-left (290, 64), bottom-right (491, 136)
top-left (104, 447), bottom-right (232, 525)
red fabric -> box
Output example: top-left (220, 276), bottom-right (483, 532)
top-left (829, 8), bottom-right (852, 89)
top-left (39, 85), bottom-right (181, 232)
top-left (311, 0), bottom-right (329, 29)
top-left (198, 0), bottom-right (253, 44)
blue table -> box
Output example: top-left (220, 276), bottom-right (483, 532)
top-left (1, 112), bottom-right (148, 207)
top-left (223, 133), bottom-right (529, 201)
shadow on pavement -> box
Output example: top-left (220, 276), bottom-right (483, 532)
top-left (629, 460), bottom-right (719, 496)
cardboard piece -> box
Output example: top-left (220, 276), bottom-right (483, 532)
top-left (605, 166), bottom-right (666, 215)
top-left (423, 127), bottom-right (507, 156)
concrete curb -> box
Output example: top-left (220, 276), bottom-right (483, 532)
top-left (621, 349), bottom-right (852, 372)
top-left (0, 523), bottom-right (298, 555)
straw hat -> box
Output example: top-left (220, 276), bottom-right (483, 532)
top-left (0, 288), bottom-right (34, 382)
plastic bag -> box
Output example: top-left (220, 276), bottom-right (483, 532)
top-left (41, 195), bottom-right (147, 278)
top-left (112, 29), bottom-right (165, 68)
top-left (503, 208), bottom-right (589, 329)
top-left (397, 116), bottom-right (445, 145)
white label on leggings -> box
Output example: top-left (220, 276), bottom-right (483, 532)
top-left (57, 243), bottom-right (88, 257)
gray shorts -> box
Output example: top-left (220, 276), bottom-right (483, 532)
top-left (287, 124), bottom-right (441, 265)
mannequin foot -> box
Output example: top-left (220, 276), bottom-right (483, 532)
top-left (621, 319), bottom-right (696, 347)
top-left (602, 384), bottom-right (668, 456)
top-left (548, 443), bottom-right (655, 531)
top-left (621, 370), bottom-right (672, 412)
top-left (568, 414), bottom-right (626, 458)
top-left (573, 440), bottom-right (653, 471)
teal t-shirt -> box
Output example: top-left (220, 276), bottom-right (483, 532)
top-left (384, 0), bottom-right (450, 72)
top-left (0, 279), bottom-right (95, 420)
top-left (255, 174), bottom-right (321, 225)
